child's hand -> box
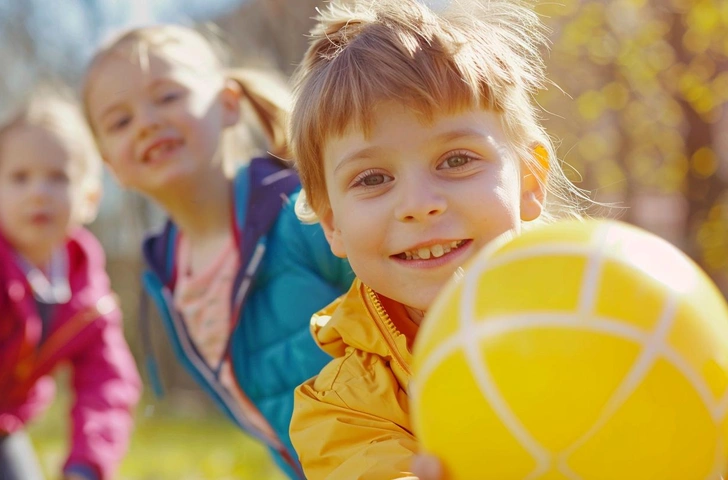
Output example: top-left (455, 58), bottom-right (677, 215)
top-left (411, 454), bottom-right (444, 480)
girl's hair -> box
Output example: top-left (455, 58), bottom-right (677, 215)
top-left (82, 24), bottom-right (291, 175)
top-left (0, 85), bottom-right (102, 196)
top-left (290, 0), bottom-right (591, 222)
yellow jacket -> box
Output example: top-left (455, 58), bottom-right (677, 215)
top-left (290, 279), bottom-right (420, 479)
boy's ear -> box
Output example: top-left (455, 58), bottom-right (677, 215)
top-left (520, 143), bottom-right (549, 222)
top-left (221, 79), bottom-right (242, 128)
top-left (319, 207), bottom-right (347, 258)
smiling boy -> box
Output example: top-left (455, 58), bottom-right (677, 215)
top-left (287, 0), bottom-right (587, 478)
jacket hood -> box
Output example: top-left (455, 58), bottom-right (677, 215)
top-left (141, 222), bottom-right (177, 286)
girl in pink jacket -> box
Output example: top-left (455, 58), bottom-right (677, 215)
top-left (0, 89), bottom-right (141, 480)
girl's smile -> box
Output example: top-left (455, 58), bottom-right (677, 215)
top-left (141, 136), bottom-right (184, 164)
top-left (86, 48), bottom-right (238, 198)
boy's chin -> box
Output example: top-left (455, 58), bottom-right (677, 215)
top-left (403, 304), bottom-right (426, 325)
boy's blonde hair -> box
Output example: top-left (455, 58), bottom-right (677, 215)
top-left (291, 0), bottom-right (589, 222)
top-left (83, 24), bottom-right (291, 175)
top-left (0, 86), bottom-right (102, 204)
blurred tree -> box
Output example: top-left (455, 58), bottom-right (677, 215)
top-left (537, 0), bottom-right (728, 282)
top-left (214, 0), bottom-right (326, 75)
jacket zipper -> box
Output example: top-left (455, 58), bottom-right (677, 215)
top-left (161, 205), bottom-right (303, 476)
top-left (224, 240), bottom-right (306, 478)
top-left (161, 287), bottom-right (288, 452)
top-left (363, 285), bottom-right (412, 377)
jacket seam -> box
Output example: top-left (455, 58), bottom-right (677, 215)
top-left (318, 347), bottom-right (360, 392)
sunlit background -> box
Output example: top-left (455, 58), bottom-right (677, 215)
top-left (1, 0), bottom-right (727, 478)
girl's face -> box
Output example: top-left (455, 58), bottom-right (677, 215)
top-left (320, 102), bottom-right (546, 316)
top-left (85, 45), bottom-right (240, 198)
top-left (0, 125), bottom-right (78, 265)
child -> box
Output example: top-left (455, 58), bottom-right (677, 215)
top-left (82, 24), bottom-right (354, 479)
top-left (0, 90), bottom-right (141, 480)
top-left (287, 0), bottom-right (590, 478)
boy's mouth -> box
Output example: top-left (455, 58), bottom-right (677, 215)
top-left (395, 240), bottom-right (469, 260)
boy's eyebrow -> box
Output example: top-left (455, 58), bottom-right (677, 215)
top-left (433, 128), bottom-right (490, 145)
top-left (333, 128), bottom-right (494, 174)
top-left (333, 146), bottom-right (386, 175)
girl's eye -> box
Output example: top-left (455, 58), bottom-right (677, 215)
top-left (10, 171), bottom-right (28, 184)
top-left (439, 152), bottom-right (474, 170)
top-left (108, 116), bottom-right (131, 132)
top-left (351, 170), bottom-right (393, 188)
top-left (158, 91), bottom-right (182, 104)
top-left (50, 170), bottom-right (70, 184)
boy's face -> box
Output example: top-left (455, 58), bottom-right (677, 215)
top-left (320, 102), bottom-right (545, 314)
top-left (0, 125), bottom-right (78, 264)
top-left (86, 47), bottom-right (240, 197)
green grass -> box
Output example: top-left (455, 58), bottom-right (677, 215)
top-left (27, 389), bottom-right (287, 480)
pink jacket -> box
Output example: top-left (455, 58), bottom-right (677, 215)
top-left (0, 228), bottom-right (141, 480)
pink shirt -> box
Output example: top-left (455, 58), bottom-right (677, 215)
top-left (173, 235), bottom-right (280, 445)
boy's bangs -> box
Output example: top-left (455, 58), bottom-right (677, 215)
top-left (310, 34), bottom-right (491, 142)
top-left (291, 17), bottom-right (505, 214)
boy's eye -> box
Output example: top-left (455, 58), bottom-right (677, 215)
top-left (439, 153), bottom-right (473, 170)
top-left (352, 170), bottom-right (393, 188)
top-left (362, 174), bottom-right (387, 186)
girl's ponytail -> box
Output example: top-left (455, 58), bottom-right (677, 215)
top-left (228, 68), bottom-right (291, 162)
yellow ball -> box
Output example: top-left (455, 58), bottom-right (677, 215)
top-left (411, 219), bottom-right (728, 480)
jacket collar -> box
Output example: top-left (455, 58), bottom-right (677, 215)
top-left (0, 227), bottom-right (108, 307)
top-left (311, 279), bottom-right (417, 375)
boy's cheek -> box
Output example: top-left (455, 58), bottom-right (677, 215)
top-left (328, 230), bottom-right (348, 258)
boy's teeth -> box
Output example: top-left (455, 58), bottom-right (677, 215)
top-left (402, 241), bottom-right (464, 260)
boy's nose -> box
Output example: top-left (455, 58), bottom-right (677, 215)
top-left (394, 176), bottom-right (447, 222)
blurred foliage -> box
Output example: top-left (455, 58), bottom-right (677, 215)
top-left (27, 385), bottom-right (286, 480)
top-left (535, 0), bottom-right (728, 285)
